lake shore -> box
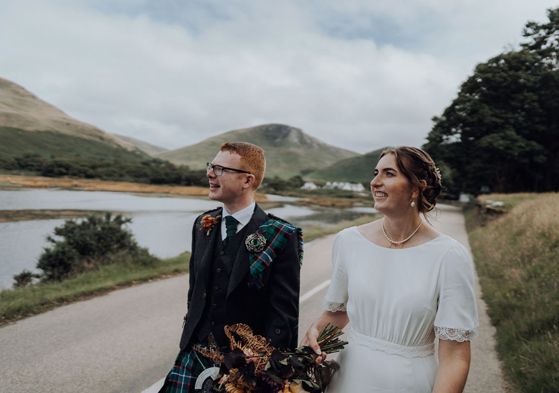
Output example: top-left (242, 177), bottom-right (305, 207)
top-left (0, 209), bottom-right (122, 223)
top-left (0, 174), bottom-right (269, 201)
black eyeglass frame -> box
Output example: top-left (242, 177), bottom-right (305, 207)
top-left (206, 162), bottom-right (252, 176)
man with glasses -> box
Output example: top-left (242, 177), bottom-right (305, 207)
top-left (159, 142), bottom-right (302, 393)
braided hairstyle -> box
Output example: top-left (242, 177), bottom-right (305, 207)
top-left (379, 146), bottom-right (442, 214)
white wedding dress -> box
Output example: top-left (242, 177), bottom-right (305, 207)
top-left (323, 227), bottom-right (479, 393)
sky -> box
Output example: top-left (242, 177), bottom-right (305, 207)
top-left (0, 0), bottom-right (557, 154)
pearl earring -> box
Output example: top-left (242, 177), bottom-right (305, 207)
top-left (411, 201), bottom-right (416, 207)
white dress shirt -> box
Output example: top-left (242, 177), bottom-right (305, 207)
top-left (220, 201), bottom-right (255, 241)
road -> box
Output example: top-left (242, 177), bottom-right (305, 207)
top-left (0, 204), bottom-right (505, 392)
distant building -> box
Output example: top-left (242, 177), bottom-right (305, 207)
top-left (323, 181), bottom-right (365, 192)
top-left (300, 182), bottom-right (319, 190)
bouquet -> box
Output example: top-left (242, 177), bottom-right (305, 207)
top-left (193, 323), bottom-right (348, 393)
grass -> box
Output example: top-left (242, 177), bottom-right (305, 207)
top-left (302, 213), bottom-right (380, 243)
top-left (0, 252), bottom-right (190, 325)
top-left (477, 193), bottom-right (536, 211)
top-left (465, 193), bottom-right (559, 392)
top-left (0, 126), bottom-right (148, 161)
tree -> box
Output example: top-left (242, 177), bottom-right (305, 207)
top-left (424, 8), bottom-right (559, 194)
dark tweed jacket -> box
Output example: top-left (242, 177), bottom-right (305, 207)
top-left (179, 204), bottom-right (301, 350)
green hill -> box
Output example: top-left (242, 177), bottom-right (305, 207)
top-left (0, 77), bottom-right (148, 161)
top-left (0, 127), bottom-right (148, 162)
top-left (111, 133), bottom-right (168, 156)
top-left (307, 147), bottom-right (387, 183)
top-left (155, 124), bottom-right (359, 178)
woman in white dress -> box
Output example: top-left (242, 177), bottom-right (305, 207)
top-left (302, 147), bottom-right (479, 393)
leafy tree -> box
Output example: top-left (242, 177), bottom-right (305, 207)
top-left (424, 8), bottom-right (559, 194)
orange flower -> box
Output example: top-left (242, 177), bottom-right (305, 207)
top-left (200, 214), bottom-right (221, 236)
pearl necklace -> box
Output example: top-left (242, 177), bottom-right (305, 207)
top-left (381, 218), bottom-right (423, 245)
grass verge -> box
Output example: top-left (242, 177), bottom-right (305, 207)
top-left (465, 193), bottom-right (559, 392)
top-left (0, 252), bottom-right (190, 325)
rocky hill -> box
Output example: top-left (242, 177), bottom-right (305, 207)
top-left (156, 124), bottom-right (359, 178)
top-left (0, 77), bottom-right (147, 161)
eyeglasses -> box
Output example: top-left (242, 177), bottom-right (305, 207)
top-left (206, 162), bottom-right (251, 177)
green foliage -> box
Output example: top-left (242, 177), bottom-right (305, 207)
top-left (466, 194), bottom-right (559, 392)
top-left (424, 8), bottom-right (559, 194)
top-left (261, 175), bottom-right (305, 192)
top-left (33, 213), bottom-right (156, 283)
top-left (12, 270), bottom-right (41, 288)
top-left (308, 148), bottom-right (385, 183)
top-left (0, 153), bottom-right (208, 187)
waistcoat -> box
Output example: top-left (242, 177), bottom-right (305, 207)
top-left (193, 224), bottom-right (249, 346)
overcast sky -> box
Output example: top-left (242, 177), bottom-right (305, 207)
top-left (0, 0), bottom-right (556, 154)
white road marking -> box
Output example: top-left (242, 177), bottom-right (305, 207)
top-left (300, 279), bottom-right (331, 303)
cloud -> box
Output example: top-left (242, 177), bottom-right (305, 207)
top-left (0, 0), bottom-right (556, 153)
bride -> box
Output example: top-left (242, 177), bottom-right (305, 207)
top-left (302, 147), bottom-right (479, 393)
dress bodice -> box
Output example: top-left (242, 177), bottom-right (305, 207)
top-left (322, 226), bottom-right (478, 358)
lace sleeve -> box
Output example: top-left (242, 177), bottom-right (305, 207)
top-left (435, 326), bottom-right (479, 342)
top-left (321, 300), bottom-right (347, 312)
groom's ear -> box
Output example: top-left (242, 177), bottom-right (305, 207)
top-left (242, 174), bottom-right (256, 190)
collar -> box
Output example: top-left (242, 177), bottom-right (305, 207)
top-left (222, 201), bottom-right (256, 228)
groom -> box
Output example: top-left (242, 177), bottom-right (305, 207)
top-left (159, 142), bottom-right (302, 393)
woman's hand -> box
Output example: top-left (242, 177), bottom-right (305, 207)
top-left (300, 310), bottom-right (349, 364)
top-left (301, 323), bottom-right (328, 364)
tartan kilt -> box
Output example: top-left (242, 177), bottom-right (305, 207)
top-left (159, 346), bottom-right (213, 393)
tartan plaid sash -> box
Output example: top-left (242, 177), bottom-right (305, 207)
top-left (248, 220), bottom-right (303, 288)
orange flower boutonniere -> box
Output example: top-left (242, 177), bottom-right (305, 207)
top-left (200, 214), bottom-right (222, 236)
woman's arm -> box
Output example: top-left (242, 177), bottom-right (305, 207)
top-left (432, 339), bottom-right (471, 393)
top-left (300, 310), bottom-right (349, 362)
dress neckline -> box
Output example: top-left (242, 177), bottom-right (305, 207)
top-left (352, 226), bottom-right (445, 250)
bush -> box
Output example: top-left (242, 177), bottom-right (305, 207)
top-left (12, 270), bottom-right (41, 288)
top-left (25, 213), bottom-right (151, 283)
top-left (37, 243), bottom-right (81, 282)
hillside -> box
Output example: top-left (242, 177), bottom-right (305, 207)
top-left (155, 124), bottom-right (359, 178)
top-left (111, 134), bottom-right (168, 156)
top-left (0, 77), bottom-right (148, 161)
top-left (308, 147), bottom-right (386, 183)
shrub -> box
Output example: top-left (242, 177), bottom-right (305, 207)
top-left (12, 270), bottom-right (41, 288)
top-left (29, 213), bottom-right (149, 283)
top-left (37, 243), bottom-right (81, 282)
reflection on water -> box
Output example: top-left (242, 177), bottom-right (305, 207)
top-left (0, 189), bottom-right (375, 289)
top-left (0, 188), bottom-right (218, 212)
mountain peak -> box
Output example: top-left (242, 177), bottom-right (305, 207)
top-left (233, 123), bottom-right (323, 149)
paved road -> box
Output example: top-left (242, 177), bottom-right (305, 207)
top-left (0, 205), bottom-right (505, 392)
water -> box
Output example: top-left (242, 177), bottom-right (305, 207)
top-left (0, 188), bottom-right (375, 289)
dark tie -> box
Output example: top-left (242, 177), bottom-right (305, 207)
top-left (223, 216), bottom-right (239, 246)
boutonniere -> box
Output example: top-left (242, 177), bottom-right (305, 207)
top-left (200, 214), bottom-right (221, 236)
